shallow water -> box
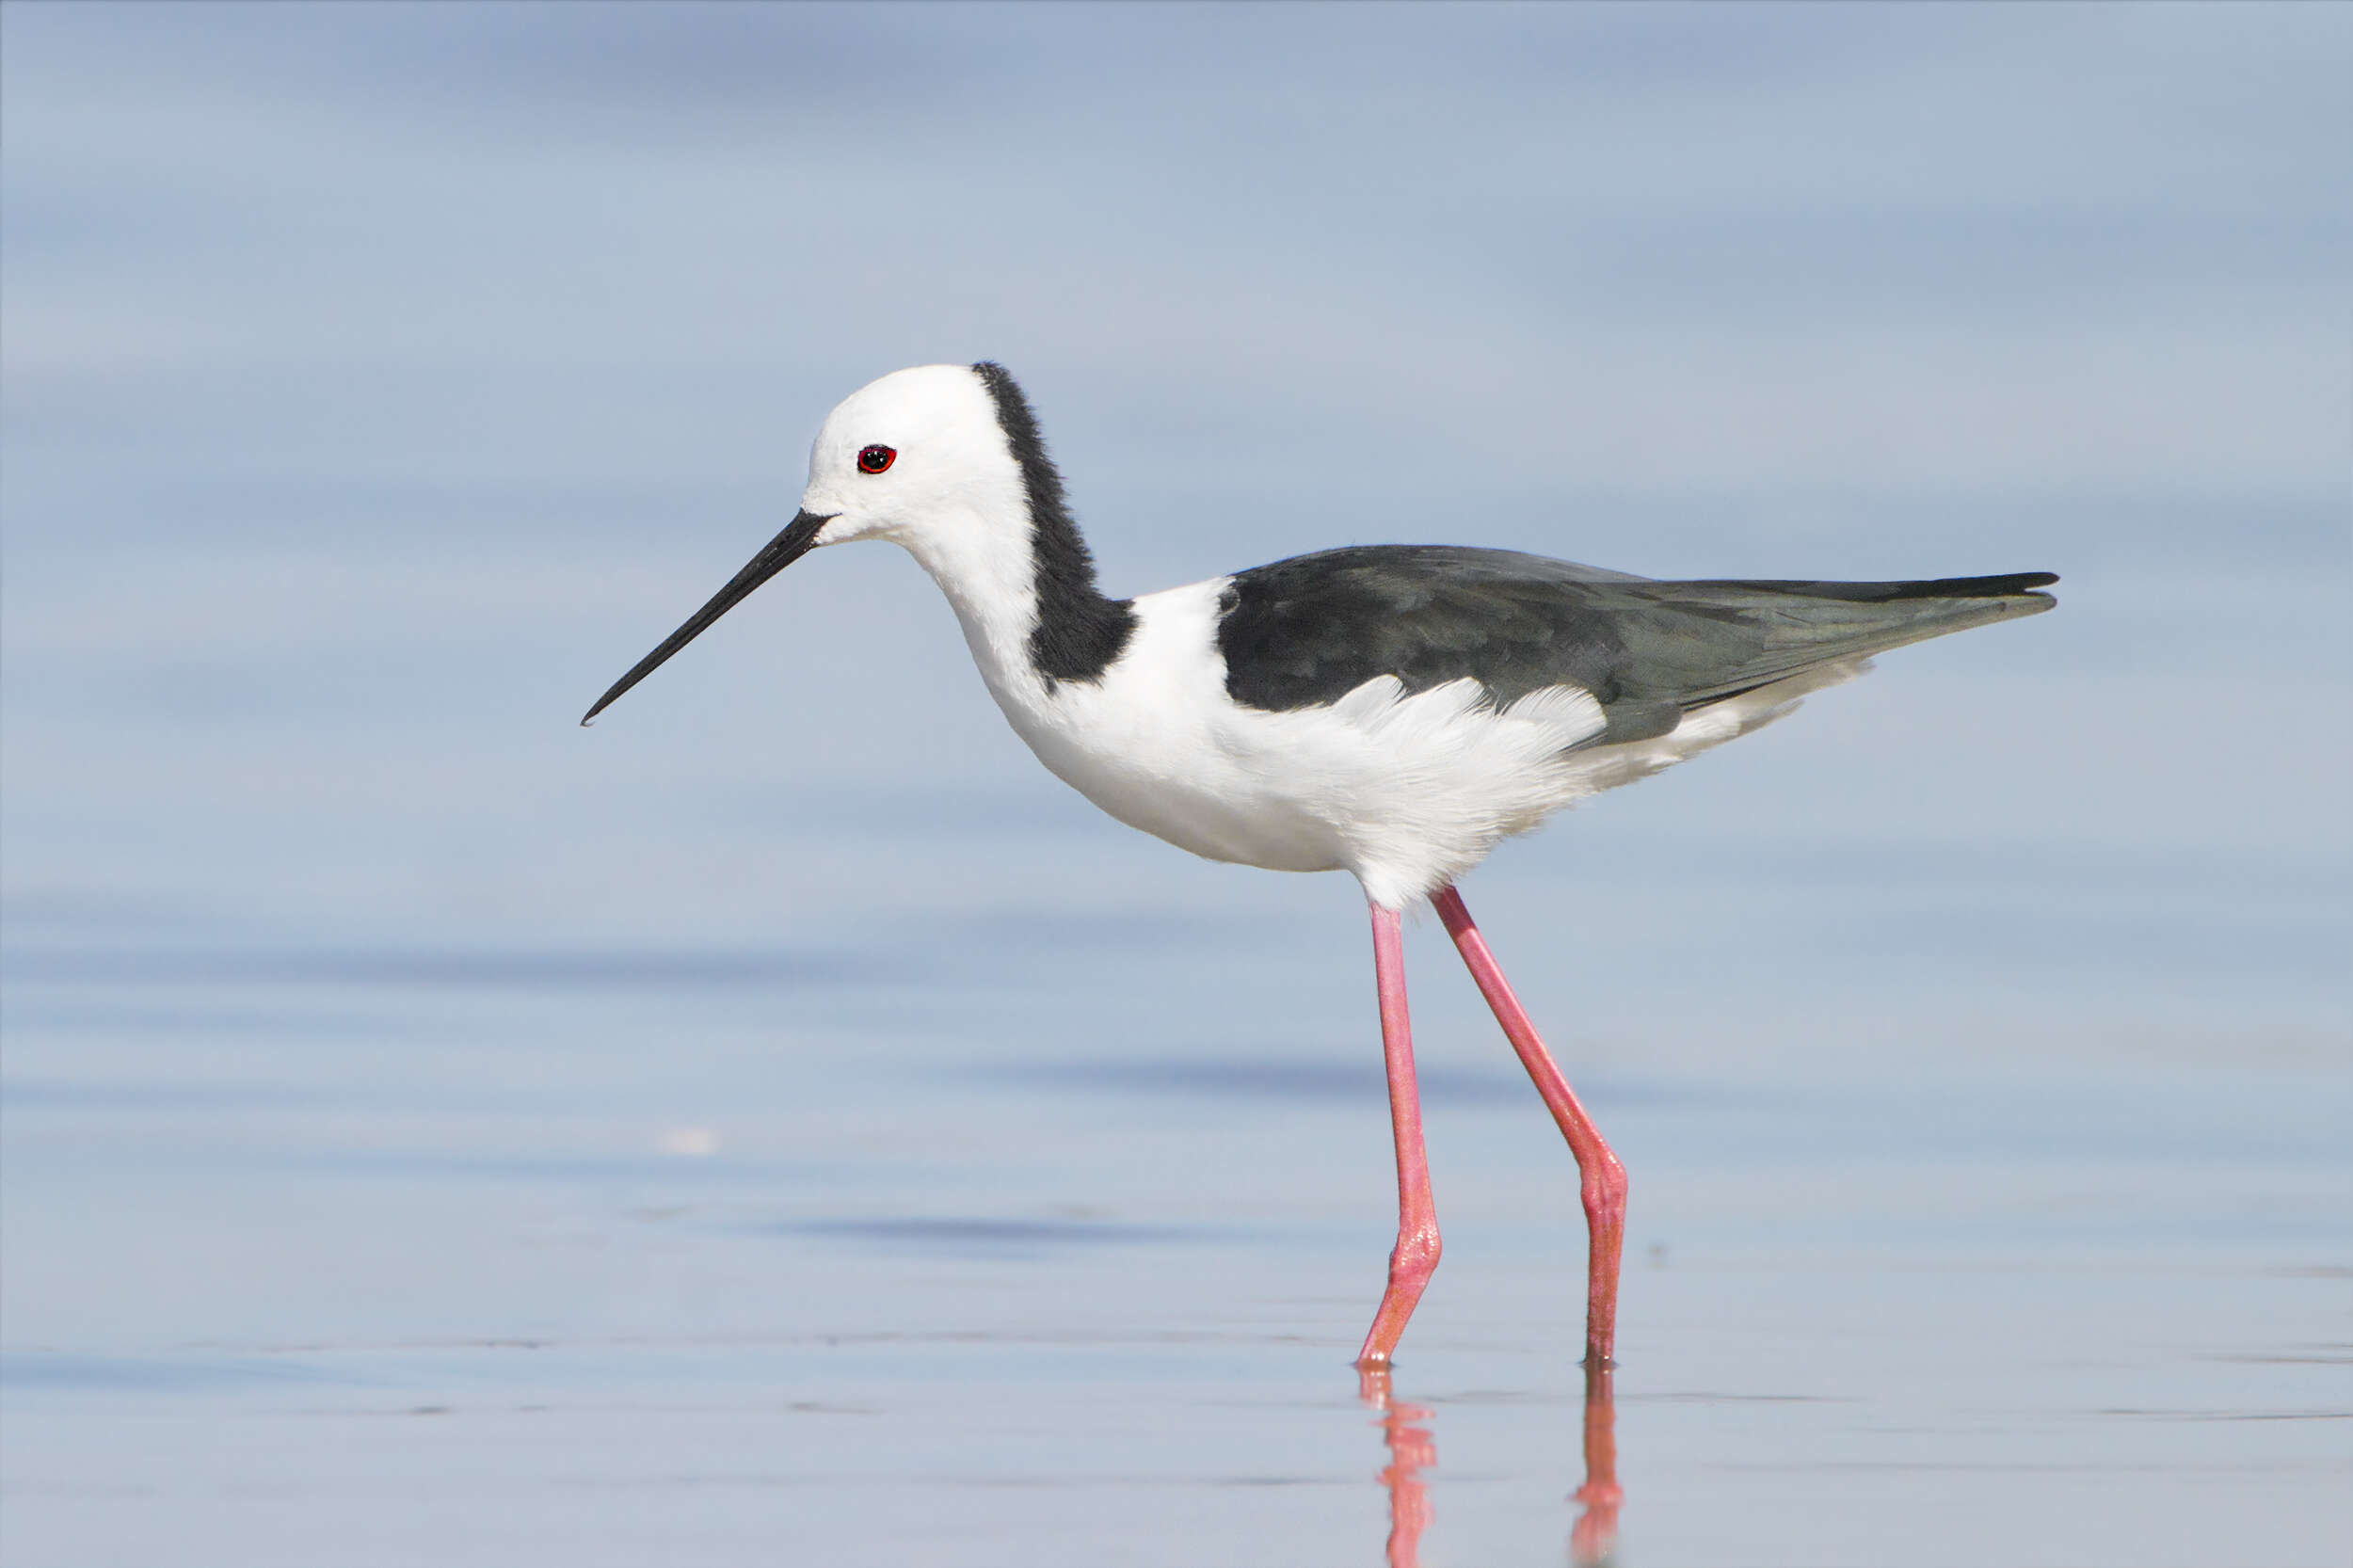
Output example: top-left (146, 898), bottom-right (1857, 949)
top-left (6, 8), bottom-right (2350, 1560)
top-left (4, 909), bottom-right (2345, 1568)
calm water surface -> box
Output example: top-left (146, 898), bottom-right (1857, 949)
top-left (3, 899), bottom-right (2345, 1568)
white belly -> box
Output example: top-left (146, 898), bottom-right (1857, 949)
top-left (1021, 711), bottom-right (1356, 875)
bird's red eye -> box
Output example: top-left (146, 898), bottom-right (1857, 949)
top-left (857, 444), bottom-right (896, 474)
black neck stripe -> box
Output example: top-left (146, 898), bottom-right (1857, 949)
top-left (971, 361), bottom-right (1135, 686)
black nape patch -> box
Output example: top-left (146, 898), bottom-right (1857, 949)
top-left (971, 362), bottom-right (1136, 685)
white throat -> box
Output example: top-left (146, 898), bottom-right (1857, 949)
top-left (893, 503), bottom-right (1055, 712)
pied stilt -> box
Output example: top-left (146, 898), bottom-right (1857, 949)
top-left (584, 362), bottom-right (2057, 1368)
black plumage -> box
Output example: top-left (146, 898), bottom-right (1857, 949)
top-left (971, 361), bottom-right (1137, 687)
top-left (1216, 546), bottom-right (2057, 743)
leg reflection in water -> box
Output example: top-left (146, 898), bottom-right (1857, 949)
top-left (1571, 1360), bottom-right (1623, 1566)
top-left (1358, 1367), bottom-right (1433, 1568)
top-left (1357, 1362), bottom-right (1622, 1568)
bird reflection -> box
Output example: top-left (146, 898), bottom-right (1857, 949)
top-left (1357, 1360), bottom-right (1621, 1568)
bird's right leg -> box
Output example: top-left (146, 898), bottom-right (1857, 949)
top-left (1433, 883), bottom-right (1625, 1367)
top-left (1355, 899), bottom-right (1441, 1368)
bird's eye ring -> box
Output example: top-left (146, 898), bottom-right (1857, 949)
top-left (857, 444), bottom-right (896, 475)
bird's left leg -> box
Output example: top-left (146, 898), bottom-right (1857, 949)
top-left (1355, 899), bottom-right (1441, 1368)
top-left (1433, 884), bottom-right (1625, 1366)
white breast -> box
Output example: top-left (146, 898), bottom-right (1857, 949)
top-left (987, 580), bottom-right (1343, 872)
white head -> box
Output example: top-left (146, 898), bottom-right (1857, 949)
top-left (583, 362), bottom-right (1081, 725)
top-left (796, 363), bottom-right (1028, 554)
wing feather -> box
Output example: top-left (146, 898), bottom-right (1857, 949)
top-left (1214, 546), bottom-right (2056, 742)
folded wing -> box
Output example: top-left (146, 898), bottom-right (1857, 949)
top-left (1214, 546), bottom-right (2057, 744)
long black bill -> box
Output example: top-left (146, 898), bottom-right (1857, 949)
top-left (581, 508), bottom-right (833, 726)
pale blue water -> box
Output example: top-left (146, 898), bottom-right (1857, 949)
top-left (4, 891), bottom-right (2346, 1566)
top-left (5, 6), bottom-right (2349, 1564)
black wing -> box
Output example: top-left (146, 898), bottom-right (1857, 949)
top-left (1214, 546), bottom-right (2057, 744)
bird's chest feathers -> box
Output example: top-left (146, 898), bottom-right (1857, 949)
top-left (996, 585), bottom-right (1225, 797)
top-left (975, 582), bottom-right (1349, 872)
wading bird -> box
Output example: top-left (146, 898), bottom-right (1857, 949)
top-left (583, 362), bottom-right (2056, 1368)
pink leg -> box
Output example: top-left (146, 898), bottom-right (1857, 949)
top-left (1432, 884), bottom-right (1626, 1366)
top-left (1355, 900), bottom-right (1441, 1368)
